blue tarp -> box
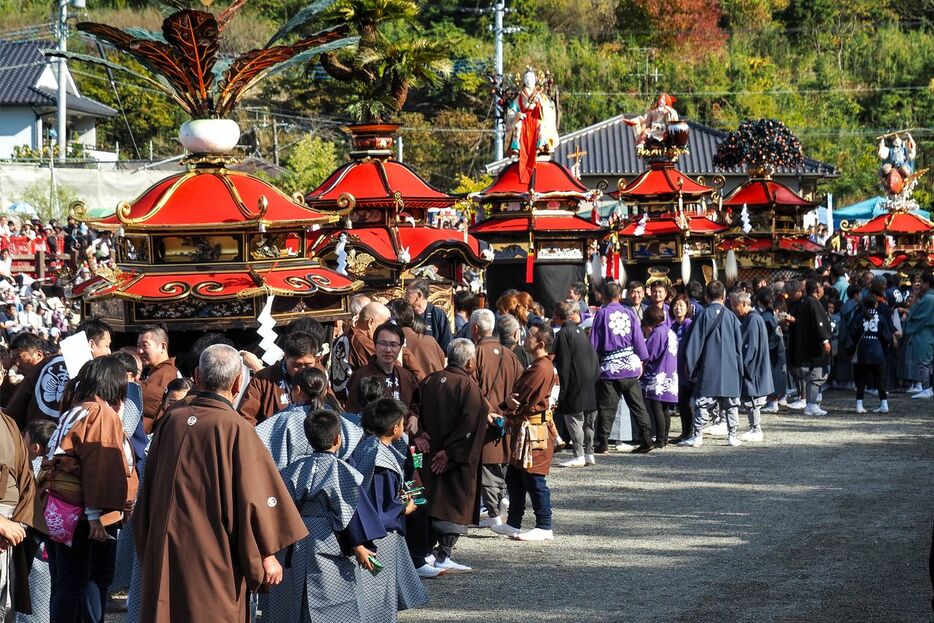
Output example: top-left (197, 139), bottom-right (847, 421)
top-left (834, 196), bottom-right (929, 229)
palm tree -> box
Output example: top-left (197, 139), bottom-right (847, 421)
top-left (317, 0), bottom-right (451, 122)
top-left (46, 1), bottom-right (357, 119)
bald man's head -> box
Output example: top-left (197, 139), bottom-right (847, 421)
top-left (357, 302), bottom-right (392, 339)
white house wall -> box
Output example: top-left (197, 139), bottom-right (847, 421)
top-left (0, 106), bottom-right (38, 158)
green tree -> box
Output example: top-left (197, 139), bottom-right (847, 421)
top-left (278, 135), bottom-right (339, 196)
top-left (20, 182), bottom-right (80, 223)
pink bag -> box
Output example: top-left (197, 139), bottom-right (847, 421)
top-left (44, 492), bottom-right (82, 547)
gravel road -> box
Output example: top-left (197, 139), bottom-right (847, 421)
top-left (401, 389), bottom-right (934, 623)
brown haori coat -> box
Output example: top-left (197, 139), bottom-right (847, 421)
top-left (140, 357), bottom-right (180, 433)
top-left (474, 337), bottom-right (523, 465)
top-left (419, 366), bottom-right (488, 526)
top-left (133, 392), bottom-right (308, 623)
top-left (401, 327), bottom-right (445, 383)
top-left (506, 354), bottom-right (558, 476)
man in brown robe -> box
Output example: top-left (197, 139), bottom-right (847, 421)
top-left (237, 332), bottom-right (319, 426)
top-left (137, 324), bottom-right (180, 433)
top-left (491, 325), bottom-right (559, 542)
top-left (134, 344), bottom-right (307, 623)
top-left (387, 298), bottom-right (445, 383)
top-left (5, 332), bottom-right (54, 430)
top-left (345, 322), bottom-right (420, 426)
top-left (329, 302), bottom-right (391, 400)
top-left (419, 339), bottom-right (489, 574)
top-left (469, 309), bottom-right (523, 528)
top-left (0, 410), bottom-right (36, 616)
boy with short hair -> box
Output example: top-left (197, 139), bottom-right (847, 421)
top-left (350, 398), bottom-right (429, 620)
top-left (264, 409), bottom-right (373, 623)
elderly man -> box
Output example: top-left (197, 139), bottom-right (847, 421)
top-left (238, 332), bottom-right (320, 426)
top-left (137, 324), bottom-right (181, 432)
top-left (419, 339), bottom-right (490, 573)
top-left (134, 344), bottom-right (307, 623)
top-left (469, 309), bottom-right (523, 528)
top-left (679, 281), bottom-right (745, 448)
top-left (330, 302), bottom-right (391, 400)
top-left (405, 278), bottom-right (452, 352)
top-left (732, 290), bottom-right (774, 442)
top-left (553, 301), bottom-right (600, 467)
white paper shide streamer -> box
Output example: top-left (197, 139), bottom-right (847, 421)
top-left (633, 213), bottom-right (649, 237)
top-left (257, 295), bottom-right (284, 366)
top-left (741, 203), bottom-right (752, 234)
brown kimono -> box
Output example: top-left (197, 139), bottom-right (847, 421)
top-left (43, 398), bottom-right (139, 526)
top-left (140, 357), bottom-right (180, 433)
top-left (419, 367), bottom-right (488, 526)
top-left (505, 354), bottom-right (558, 476)
top-left (237, 363), bottom-right (290, 426)
top-left (5, 356), bottom-right (59, 430)
top-left (0, 411), bottom-right (36, 614)
top-left (134, 391), bottom-right (307, 623)
top-left (474, 337), bottom-right (523, 464)
top-left (401, 327), bottom-right (445, 383)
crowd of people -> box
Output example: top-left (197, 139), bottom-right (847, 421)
top-left (0, 261), bottom-right (927, 622)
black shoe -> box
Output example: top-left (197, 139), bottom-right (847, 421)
top-left (653, 441), bottom-right (666, 450)
top-left (594, 444), bottom-right (609, 455)
top-left (631, 444), bottom-right (653, 454)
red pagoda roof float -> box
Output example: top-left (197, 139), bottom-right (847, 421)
top-left (721, 178), bottom-right (815, 208)
top-left (866, 254), bottom-right (913, 269)
top-left (618, 216), bottom-right (727, 237)
top-left (850, 211), bottom-right (934, 235)
top-left (717, 236), bottom-right (824, 254)
top-left (470, 214), bottom-right (604, 235)
top-left (85, 169), bottom-right (339, 231)
top-left (474, 160), bottom-right (592, 202)
top-left (614, 163), bottom-right (713, 200)
top-left (305, 159), bottom-right (457, 210)
top-left (313, 226), bottom-right (488, 268)
top-left (74, 266), bottom-right (361, 303)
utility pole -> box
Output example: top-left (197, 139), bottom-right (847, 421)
top-left (492, 0), bottom-right (505, 161)
top-left (56, 0), bottom-right (68, 163)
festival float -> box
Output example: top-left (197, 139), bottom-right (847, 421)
top-left (305, 124), bottom-right (490, 308)
top-left (470, 68), bottom-right (605, 311)
top-left (844, 131), bottom-right (934, 272)
top-left (58, 4), bottom-right (364, 333)
top-left (610, 94), bottom-right (727, 285)
top-left (713, 119), bottom-right (823, 281)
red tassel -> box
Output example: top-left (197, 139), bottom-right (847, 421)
top-left (525, 249), bottom-right (535, 283)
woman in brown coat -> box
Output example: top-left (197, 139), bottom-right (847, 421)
top-left (44, 356), bottom-right (138, 623)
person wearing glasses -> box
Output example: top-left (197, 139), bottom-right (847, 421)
top-left (345, 323), bottom-right (421, 427)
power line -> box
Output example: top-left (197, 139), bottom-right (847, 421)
top-left (563, 85), bottom-right (934, 97)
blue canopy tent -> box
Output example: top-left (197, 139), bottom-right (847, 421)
top-left (834, 196), bottom-right (930, 230)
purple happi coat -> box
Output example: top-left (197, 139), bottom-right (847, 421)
top-left (642, 325), bottom-right (679, 403)
top-left (590, 302), bottom-right (648, 380)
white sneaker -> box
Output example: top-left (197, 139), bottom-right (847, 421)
top-left (803, 404), bottom-right (827, 416)
top-left (778, 398), bottom-right (789, 407)
top-left (739, 428), bottom-right (763, 442)
top-left (584, 454), bottom-right (596, 465)
top-left (854, 404), bottom-right (867, 414)
top-left (786, 399), bottom-right (807, 410)
top-left (873, 405), bottom-right (889, 414)
top-left (434, 558), bottom-right (472, 573)
top-left (513, 528), bottom-right (554, 541)
top-left (490, 523), bottom-right (520, 537)
top-left (425, 554), bottom-right (436, 566)
top-left (478, 515), bottom-right (503, 528)
top-left (676, 434), bottom-right (703, 447)
top-left (761, 402), bottom-right (779, 413)
top-left (415, 564), bottom-right (446, 578)
top-left (704, 421), bottom-right (728, 436)
top-left (906, 383), bottom-right (923, 394)
top-left (558, 456), bottom-right (586, 468)
top-left (614, 442), bottom-right (636, 451)
top-left (498, 497), bottom-right (510, 519)
top-left (727, 435), bottom-right (743, 447)
top-left (912, 388), bottom-right (933, 399)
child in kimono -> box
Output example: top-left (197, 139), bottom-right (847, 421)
top-left (264, 409), bottom-right (373, 623)
top-left (641, 306), bottom-right (679, 448)
top-left (349, 398), bottom-right (428, 622)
